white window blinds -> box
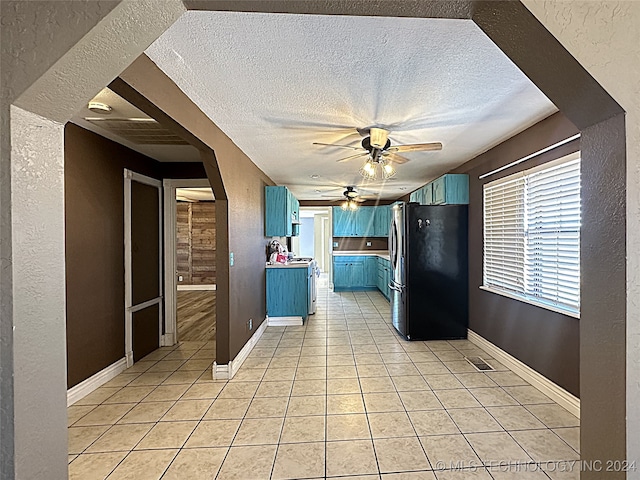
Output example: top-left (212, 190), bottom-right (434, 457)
top-left (483, 153), bottom-right (581, 316)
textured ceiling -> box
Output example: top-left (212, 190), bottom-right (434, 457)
top-left (146, 11), bottom-right (557, 200)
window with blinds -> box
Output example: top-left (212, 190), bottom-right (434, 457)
top-left (483, 152), bottom-right (581, 316)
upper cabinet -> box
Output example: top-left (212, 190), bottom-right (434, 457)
top-left (265, 186), bottom-right (300, 237)
top-left (332, 205), bottom-right (391, 238)
top-left (409, 174), bottom-right (469, 206)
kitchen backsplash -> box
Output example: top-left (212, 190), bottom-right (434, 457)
top-left (333, 237), bottom-right (389, 251)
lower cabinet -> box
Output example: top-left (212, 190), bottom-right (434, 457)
top-left (334, 255), bottom-right (391, 300)
top-left (266, 266), bottom-right (311, 319)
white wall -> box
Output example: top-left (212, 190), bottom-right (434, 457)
top-left (522, 1), bottom-right (640, 473)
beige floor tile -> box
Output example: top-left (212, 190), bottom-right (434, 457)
top-left (540, 463), bottom-right (581, 480)
top-left (295, 366), bottom-right (327, 380)
top-left (103, 386), bottom-right (155, 404)
top-left (327, 394), bottom-right (365, 414)
top-left (218, 382), bottom-right (260, 398)
top-left (161, 370), bottom-right (203, 385)
top-left (326, 440), bottom-right (378, 477)
top-left (327, 354), bottom-right (356, 366)
top-left (374, 436), bottom-right (430, 473)
top-left (127, 371), bottom-right (173, 387)
top-left (263, 367), bottom-right (297, 382)
top-left (553, 427), bottom-right (580, 452)
top-left (118, 402), bottom-right (173, 424)
top-left (486, 371), bottom-right (529, 387)
top-left (363, 392), bottom-right (405, 413)
top-left (368, 412), bottom-right (416, 438)
top-left (510, 429), bottom-right (580, 462)
top-left (145, 360), bottom-right (184, 373)
top-left (455, 373), bottom-right (498, 388)
top-left (184, 419), bottom-right (241, 448)
top-left (68, 454), bottom-right (78, 464)
top-left (487, 405), bottom-right (547, 431)
top-left (286, 395), bottom-right (326, 416)
top-left (381, 352), bottom-right (411, 364)
top-left (272, 442), bottom-right (325, 480)
top-left (68, 452), bottom-right (127, 480)
top-left (398, 390), bottom-right (443, 411)
top-left (86, 424), bottom-right (153, 453)
top-left (328, 377), bottom-right (361, 394)
top-left (468, 387), bottom-right (519, 407)
top-left (103, 374), bottom-right (140, 388)
top-left (179, 359), bottom-right (213, 371)
top-left (391, 375), bottom-right (429, 391)
top-left (408, 352), bottom-right (440, 363)
top-left (291, 379), bottom-right (326, 396)
top-left (74, 387), bottom-right (121, 406)
top-left (354, 353), bottom-right (384, 365)
top-left (141, 384), bottom-right (190, 403)
top-left (359, 376), bottom-right (396, 393)
top-left (327, 364), bottom-right (358, 378)
top-left (327, 414), bottom-right (371, 441)
top-left (526, 404), bottom-right (579, 428)
top-left (135, 421), bottom-right (197, 449)
top-left (161, 447), bottom-right (228, 479)
top-left (503, 385), bottom-right (554, 404)
top-left (203, 397), bottom-right (251, 419)
top-left (241, 357), bottom-right (271, 369)
top-left (433, 470), bottom-right (494, 479)
top-left (161, 399), bottom-right (213, 421)
top-left (68, 405), bottom-right (96, 426)
top-left (447, 408), bottom-right (503, 433)
top-left (415, 364), bottom-right (451, 377)
top-left (489, 470), bottom-right (549, 480)
top-left (382, 472), bottom-right (436, 479)
top-left (423, 373), bottom-right (464, 390)
top-left (434, 389), bottom-right (482, 409)
top-left (298, 356), bottom-right (327, 368)
top-left (357, 364), bottom-right (390, 377)
top-left (245, 396), bottom-right (289, 418)
top-left (181, 382), bottom-right (225, 399)
top-left (125, 361), bottom-right (157, 374)
top-left (230, 366), bottom-right (266, 381)
top-left (106, 448), bottom-right (177, 480)
top-left (216, 444), bottom-right (277, 480)
top-left (281, 415), bottom-right (326, 443)
top-left (68, 425), bottom-right (110, 454)
top-left (74, 403), bottom-right (136, 426)
top-left (384, 363), bottom-right (420, 377)
top-left (254, 380), bottom-right (293, 397)
top-left (408, 410), bottom-right (459, 436)
top-left (232, 417), bottom-right (284, 445)
top-left (465, 432), bottom-right (532, 463)
top-left (420, 433), bottom-right (480, 468)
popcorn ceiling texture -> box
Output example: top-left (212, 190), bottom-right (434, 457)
top-left (146, 12), bottom-right (557, 200)
top-left (522, 1), bottom-right (640, 475)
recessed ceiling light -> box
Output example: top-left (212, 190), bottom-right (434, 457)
top-left (88, 101), bottom-right (112, 114)
top-left (310, 174), bottom-right (319, 179)
top-left (314, 189), bottom-right (321, 193)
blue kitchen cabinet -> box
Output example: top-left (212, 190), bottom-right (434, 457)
top-left (365, 256), bottom-right (377, 287)
top-left (266, 266), bottom-right (310, 318)
top-left (332, 207), bottom-right (355, 237)
top-left (265, 186), bottom-right (300, 237)
top-left (431, 174), bottom-right (469, 205)
top-left (422, 182), bottom-right (433, 205)
top-left (373, 205), bottom-right (391, 237)
top-left (333, 256), bottom-right (366, 290)
top-left (356, 207), bottom-right (375, 237)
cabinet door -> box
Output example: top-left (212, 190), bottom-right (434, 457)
top-left (373, 206), bottom-right (390, 237)
top-left (444, 174), bottom-right (470, 204)
top-left (333, 207), bottom-right (351, 236)
top-left (432, 176), bottom-right (446, 205)
top-left (349, 260), bottom-right (365, 287)
top-left (334, 261), bottom-right (350, 288)
top-left (423, 183), bottom-right (433, 205)
top-left (356, 207), bottom-right (375, 237)
top-left (265, 186), bottom-right (289, 236)
top-left (289, 192), bottom-right (300, 236)
top-left (266, 267), bottom-right (308, 317)
top-left (365, 256), bottom-right (377, 286)
top-left (409, 190), bottom-right (420, 203)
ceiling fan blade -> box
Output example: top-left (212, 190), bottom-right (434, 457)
top-left (382, 152), bottom-right (410, 164)
top-left (387, 142), bottom-right (443, 153)
top-left (336, 152), bottom-right (369, 163)
top-left (313, 142), bottom-right (362, 151)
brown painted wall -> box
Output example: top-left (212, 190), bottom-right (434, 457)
top-left (450, 112), bottom-right (581, 396)
top-left (64, 123), bottom-right (206, 387)
top-left (116, 55), bottom-right (277, 363)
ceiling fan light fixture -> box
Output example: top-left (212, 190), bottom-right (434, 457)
top-left (88, 101), bottom-right (112, 114)
top-left (382, 161), bottom-right (396, 179)
top-left (360, 159), bottom-right (377, 179)
top-left (369, 127), bottom-right (389, 149)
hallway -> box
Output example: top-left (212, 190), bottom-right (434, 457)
top-left (68, 284), bottom-right (579, 479)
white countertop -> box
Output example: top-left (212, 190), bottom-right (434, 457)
top-left (266, 260), bottom-right (313, 268)
top-left (333, 250), bottom-right (390, 261)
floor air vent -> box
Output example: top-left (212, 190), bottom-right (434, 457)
top-left (465, 356), bottom-right (495, 372)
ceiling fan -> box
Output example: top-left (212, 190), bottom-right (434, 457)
top-left (325, 186), bottom-right (366, 210)
top-left (313, 127), bottom-right (442, 165)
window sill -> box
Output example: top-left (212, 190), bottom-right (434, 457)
top-left (479, 285), bottom-right (580, 319)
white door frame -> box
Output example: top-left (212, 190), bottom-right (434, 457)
top-left (124, 169), bottom-right (163, 367)
top-left (162, 178), bottom-right (214, 346)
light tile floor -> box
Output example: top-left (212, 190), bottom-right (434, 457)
top-left (68, 283), bottom-right (580, 479)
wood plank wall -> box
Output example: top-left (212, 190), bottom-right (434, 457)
top-left (176, 201), bottom-right (216, 285)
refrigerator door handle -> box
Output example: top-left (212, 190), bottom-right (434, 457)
top-left (389, 281), bottom-right (403, 293)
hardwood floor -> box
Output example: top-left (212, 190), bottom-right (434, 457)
top-left (176, 290), bottom-right (216, 341)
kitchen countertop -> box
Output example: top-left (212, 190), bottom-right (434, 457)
top-left (266, 260), bottom-right (313, 268)
top-left (333, 250), bottom-right (390, 261)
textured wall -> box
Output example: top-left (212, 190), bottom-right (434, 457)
top-left (522, 2), bottom-right (640, 475)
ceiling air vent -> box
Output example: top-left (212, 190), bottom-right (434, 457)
top-left (464, 356), bottom-right (495, 372)
top-left (84, 118), bottom-right (189, 145)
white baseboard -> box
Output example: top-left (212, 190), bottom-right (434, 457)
top-left (267, 316), bottom-right (303, 326)
top-left (177, 284), bottom-right (216, 291)
top-left (161, 333), bottom-right (176, 347)
top-left (212, 318), bottom-right (268, 380)
top-left (67, 357), bottom-right (128, 406)
top-left (467, 329), bottom-right (580, 418)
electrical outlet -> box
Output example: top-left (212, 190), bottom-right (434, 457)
top-left (366, 241), bottom-right (372, 247)
top-left (178, 275), bottom-right (183, 282)
top-left (248, 318), bottom-right (253, 331)
top-left (333, 242), bottom-right (338, 248)
top-left (230, 252), bottom-right (234, 266)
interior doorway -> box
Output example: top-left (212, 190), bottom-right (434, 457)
top-left (163, 180), bottom-right (217, 346)
top-left (291, 207), bottom-right (331, 272)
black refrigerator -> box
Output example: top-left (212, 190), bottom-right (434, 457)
top-left (389, 202), bottom-right (468, 340)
